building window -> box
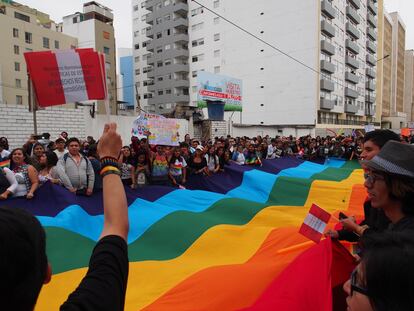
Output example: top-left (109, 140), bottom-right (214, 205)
top-left (134, 56), bottom-right (140, 62)
top-left (13, 28), bottom-right (19, 38)
top-left (15, 79), bottom-right (21, 88)
top-left (133, 4), bottom-right (139, 11)
top-left (14, 62), bottom-right (20, 71)
top-left (214, 17), bottom-right (220, 24)
top-left (156, 46), bottom-right (163, 53)
top-left (191, 7), bottom-right (203, 17)
top-left (158, 90), bottom-right (164, 95)
top-left (43, 37), bottom-right (50, 49)
top-left (192, 54), bottom-right (204, 62)
top-left (14, 45), bottom-right (19, 55)
top-left (191, 22), bottom-right (204, 31)
top-left (166, 89), bottom-right (171, 94)
top-left (214, 33), bottom-right (220, 41)
top-left (135, 69), bottom-right (140, 75)
top-left (143, 93), bottom-right (152, 99)
top-left (73, 16), bottom-right (78, 23)
top-left (214, 49), bottom-right (220, 57)
top-left (157, 76), bottom-right (163, 81)
top-left (157, 61), bottom-right (163, 67)
top-left (14, 12), bottom-right (30, 23)
top-left (214, 66), bottom-right (220, 73)
top-left (192, 71), bottom-right (197, 77)
top-left (164, 59), bottom-right (172, 66)
top-left (213, 0), bottom-right (219, 8)
top-left (103, 47), bottom-right (110, 55)
top-left (156, 17), bottom-right (162, 25)
top-left (54, 40), bottom-right (59, 49)
top-left (25, 32), bottom-right (32, 44)
top-left (16, 95), bottom-right (23, 105)
top-left (164, 29), bottom-right (171, 36)
top-left (192, 38), bottom-right (204, 47)
top-left (134, 44), bottom-right (139, 50)
top-left (165, 44), bottom-right (171, 50)
top-left (156, 32), bottom-right (162, 39)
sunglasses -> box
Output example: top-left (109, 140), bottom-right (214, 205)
top-left (363, 172), bottom-right (385, 185)
top-left (350, 269), bottom-right (369, 297)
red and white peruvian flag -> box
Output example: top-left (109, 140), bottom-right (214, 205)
top-left (299, 204), bottom-right (331, 243)
top-left (24, 48), bottom-right (106, 107)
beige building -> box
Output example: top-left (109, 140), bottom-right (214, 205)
top-left (0, 0), bottom-right (78, 107)
top-left (62, 1), bottom-right (118, 115)
top-left (380, 11), bottom-right (406, 129)
top-left (404, 49), bottom-right (414, 125)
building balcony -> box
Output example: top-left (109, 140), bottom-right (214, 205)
top-left (172, 17), bottom-right (188, 30)
top-left (144, 0), bottom-right (154, 10)
top-left (174, 94), bottom-right (190, 103)
top-left (348, 0), bottom-right (361, 9)
top-left (345, 71), bottom-right (359, 84)
top-left (173, 79), bottom-right (190, 88)
top-left (148, 93), bottom-right (189, 105)
top-left (173, 1), bottom-right (188, 15)
top-left (160, 48), bottom-right (189, 60)
top-left (345, 87), bottom-right (359, 99)
top-left (170, 63), bottom-right (190, 73)
top-left (346, 6), bottom-right (360, 24)
top-left (367, 27), bottom-right (377, 41)
top-left (367, 13), bottom-right (377, 28)
top-left (366, 67), bottom-right (376, 78)
top-left (173, 33), bottom-right (189, 44)
top-left (367, 0), bottom-right (378, 15)
top-left (366, 80), bottom-right (375, 91)
top-left (321, 0), bottom-right (336, 19)
top-left (345, 55), bottom-right (359, 69)
top-left (320, 60), bottom-right (335, 73)
top-left (320, 78), bottom-right (335, 92)
top-left (366, 54), bottom-right (376, 66)
top-left (366, 40), bottom-right (377, 53)
top-left (345, 103), bottom-right (358, 114)
top-left (321, 40), bottom-right (335, 55)
top-left (320, 98), bottom-right (335, 110)
top-left (365, 95), bottom-right (375, 104)
top-left (346, 39), bottom-right (360, 54)
top-left (321, 20), bottom-right (335, 38)
top-left (346, 22), bottom-right (360, 39)
top-left (146, 27), bottom-right (153, 38)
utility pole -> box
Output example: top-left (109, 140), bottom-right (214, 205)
top-left (135, 83), bottom-right (142, 114)
top-left (27, 73), bottom-right (38, 135)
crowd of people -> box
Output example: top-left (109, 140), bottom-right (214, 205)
top-left (0, 125), bottom-right (413, 310)
top-left (1, 130), bottom-right (413, 200)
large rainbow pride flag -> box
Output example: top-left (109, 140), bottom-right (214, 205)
top-left (1, 157), bottom-right (364, 310)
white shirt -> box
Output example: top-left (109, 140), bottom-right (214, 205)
top-left (0, 149), bottom-right (10, 159)
top-left (54, 149), bottom-right (68, 159)
top-left (1, 167), bottom-right (18, 194)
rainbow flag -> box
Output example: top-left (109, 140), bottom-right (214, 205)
top-left (1, 158), bottom-right (364, 310)
top-left (0, 159), bottom-right (10, 169)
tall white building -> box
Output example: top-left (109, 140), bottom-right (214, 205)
top-left (132, 0), bottom-right (378, 134)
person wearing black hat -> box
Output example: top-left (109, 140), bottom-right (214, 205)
top-left (341, 141), bottom-right (414, 236)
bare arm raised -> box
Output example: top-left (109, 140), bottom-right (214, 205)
top-left (98, 123), bottom-right (129, 241)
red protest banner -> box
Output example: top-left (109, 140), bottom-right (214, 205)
top-left (24, 49), bottom-right (106, 107)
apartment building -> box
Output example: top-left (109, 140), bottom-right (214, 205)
top-left (0, 0), bottom-right (77, 107)
top-left (404, 49), bottom-right (414, 125)
top-left (379, 11), bottom-right (406, 129)
top-left (62, 1), bottom-right (118, 115)
top-left (133, 0), bottom-right (379, 133)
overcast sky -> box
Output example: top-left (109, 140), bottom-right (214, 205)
top-left (19, 0), bottom-right (414, 50)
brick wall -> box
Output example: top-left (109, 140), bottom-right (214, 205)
top-left (0, 104), bottom-right (86, 149)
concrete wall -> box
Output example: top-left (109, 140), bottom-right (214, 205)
top-left (0, 104), bottom-right (85, 149)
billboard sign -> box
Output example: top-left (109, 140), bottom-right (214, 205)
top-left (197, 71), bottom-right (242, 111)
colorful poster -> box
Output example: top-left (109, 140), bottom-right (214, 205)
top-left (131, 113), bottom-right (165, 138)
top-left (197, 71), bottom-right (242, 111)
top-left (24, 49), bottom-right (106, 107)
top-left (147, 118), bottom-right (180, 146)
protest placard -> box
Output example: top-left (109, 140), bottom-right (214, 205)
top-left (131, 113), bottom-right (165, 138)
top-left (147, 118), bottom-right (180, 146)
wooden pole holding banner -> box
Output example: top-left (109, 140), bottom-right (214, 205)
top-left (27, 73), bottom-right (38, 135)
top-left (98, 52), bottom-right (111, 122)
